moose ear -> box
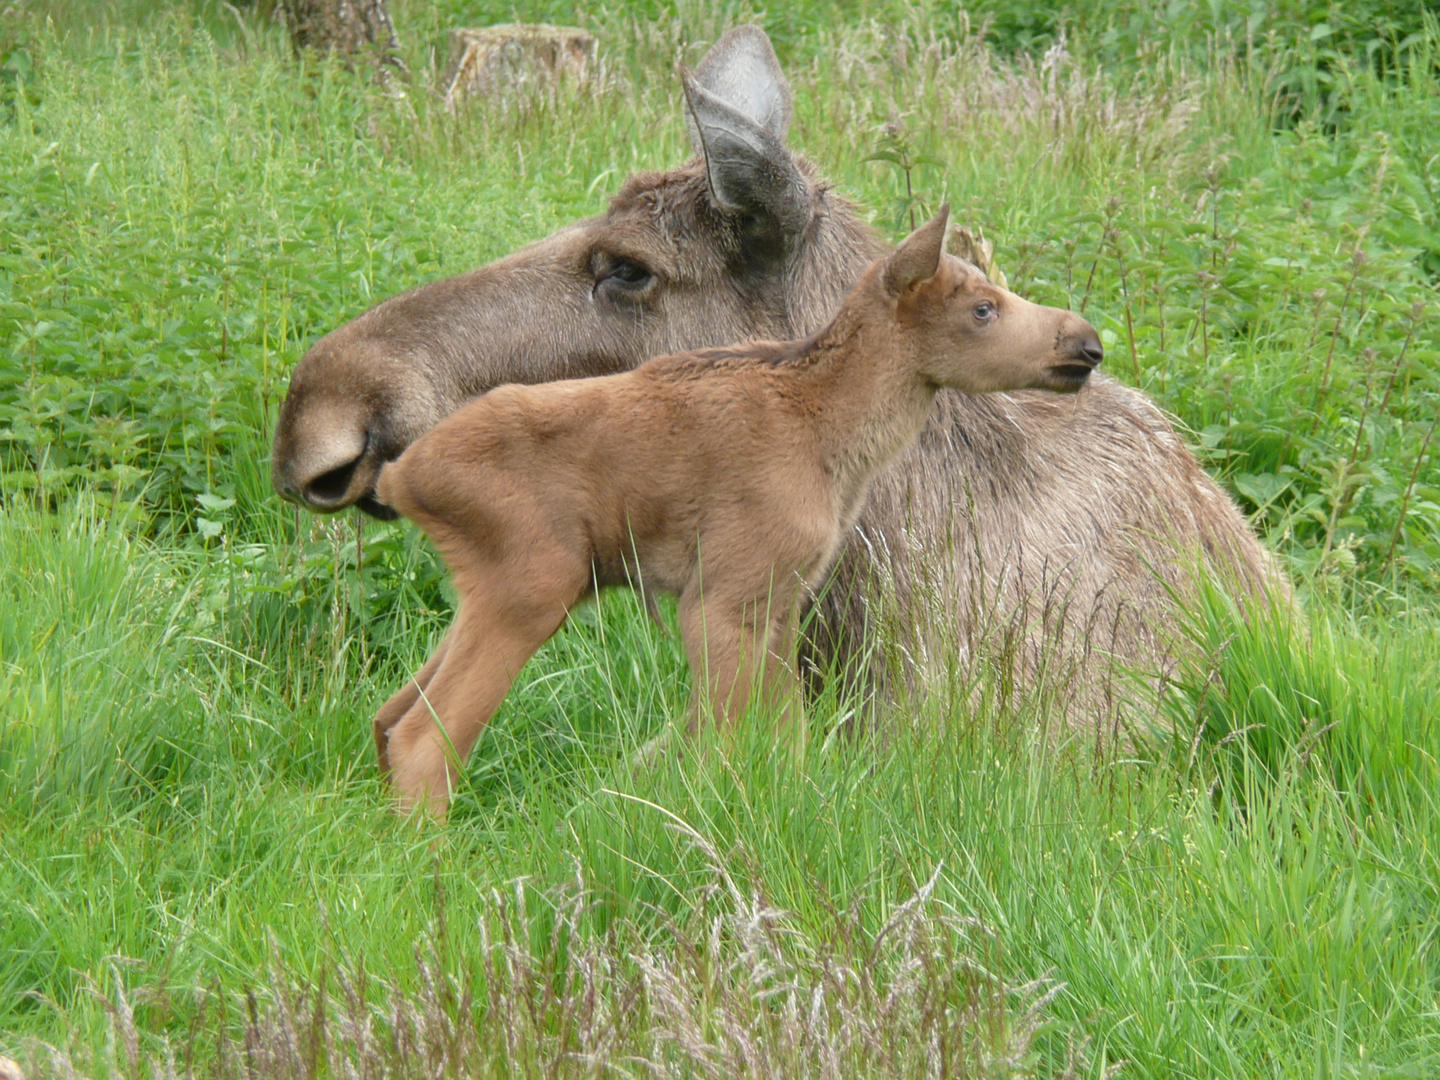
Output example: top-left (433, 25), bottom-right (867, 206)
top-left (682, 27), bottom-right (810, 241)
top-left (686, 25), bottom-right (793, 145)
top-left (684, 77), bottom-right (811, 238)
top-left (883, 204), bottom-right (951, 297)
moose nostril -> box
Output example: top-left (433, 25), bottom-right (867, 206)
top-left (304, 456), bottom-right (361, 507)
top-left (1080, 338), bottom-right (1104, 366)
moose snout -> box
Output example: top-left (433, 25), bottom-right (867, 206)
top-left (272, 436), bottom-right (368, 512)
top-left (271, 411), bottom-right (401, 519)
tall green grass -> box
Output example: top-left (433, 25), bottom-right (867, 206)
top-left (3, 505), bottom-right (1437, 1076)
top-left (2, 2), bottom-right (1439, 1077)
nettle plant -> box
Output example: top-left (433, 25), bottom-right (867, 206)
top-left (993, 151), bottom-right (1438, 589)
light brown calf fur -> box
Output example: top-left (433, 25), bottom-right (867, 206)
top-left (373, 208), bottom-right (1101, 815)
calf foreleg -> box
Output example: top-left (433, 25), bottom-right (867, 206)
top-left (679, 586), bottom-right (803, 734)
top-left (384, 556), bottom-right (586, 818)
top-left (373, 626), bottom-right (452, 776)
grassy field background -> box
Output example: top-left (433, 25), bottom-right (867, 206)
top-left (1, 0), bottom-right (1438, 1076)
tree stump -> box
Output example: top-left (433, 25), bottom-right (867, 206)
top-left (278, 0), bottom-right (405, 72)
top-left (440, 24), bottom-right (596, 111)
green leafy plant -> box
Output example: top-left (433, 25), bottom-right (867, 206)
top-left (864, 117), bottom-right (943, 233)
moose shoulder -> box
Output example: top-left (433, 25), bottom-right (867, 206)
top-left (272, 25), bottom-right (1282, 726)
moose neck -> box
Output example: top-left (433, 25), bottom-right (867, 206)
top-left (802, 314), bottom-right (937, 516)
top-left (781, 191), bottom-right (887, 339)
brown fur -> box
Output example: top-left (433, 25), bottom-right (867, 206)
top-left (372, 209), bottom-right (1102, 815)
top-left (272, 27), bottom-right (1283, 743)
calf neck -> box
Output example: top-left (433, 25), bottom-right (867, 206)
top-left (373, 208), bottom-right (1101, 815)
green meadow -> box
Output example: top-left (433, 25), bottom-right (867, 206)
top-left (1, 1), bottom-right (1438, 1075)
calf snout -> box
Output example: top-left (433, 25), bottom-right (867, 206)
top-left (1044, 318), bottom-right (1103, 391)
top-left (1074, 332), bottom-right (1104, 367)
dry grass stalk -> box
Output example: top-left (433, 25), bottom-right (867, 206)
top-left (24, 862), bottom-right (1113, 1079)
top-left (828, 24), bottom-right (1200, 179)
top-left (948, 226), bottom-right (1009, 289)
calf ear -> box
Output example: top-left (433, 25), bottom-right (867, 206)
top-left (884, 204), bottom-right (951, 297)
top-left (686, 25), bottom-right (793, 143)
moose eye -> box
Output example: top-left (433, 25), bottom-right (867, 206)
top-left (974, 301), bottom-right (996, 321)
top-left (595, 256), bottom-right (654, 297)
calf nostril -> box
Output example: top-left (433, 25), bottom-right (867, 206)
top-left (1080, 339), bottom-right (1104, 365)
top-left (304, 457), bottom-right (361, 507)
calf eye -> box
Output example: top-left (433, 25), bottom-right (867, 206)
top-left (974, 301), bottom-right (995, 321)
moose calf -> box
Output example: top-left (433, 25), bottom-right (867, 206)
top-left (373, 206), bottom-right (1102, 816)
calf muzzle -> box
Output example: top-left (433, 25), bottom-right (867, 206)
top-left (1047, 328), bottom-right (1104, 388)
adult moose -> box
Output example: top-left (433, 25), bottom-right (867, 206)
top-left (273, 26), bottom-right (1279, 743)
